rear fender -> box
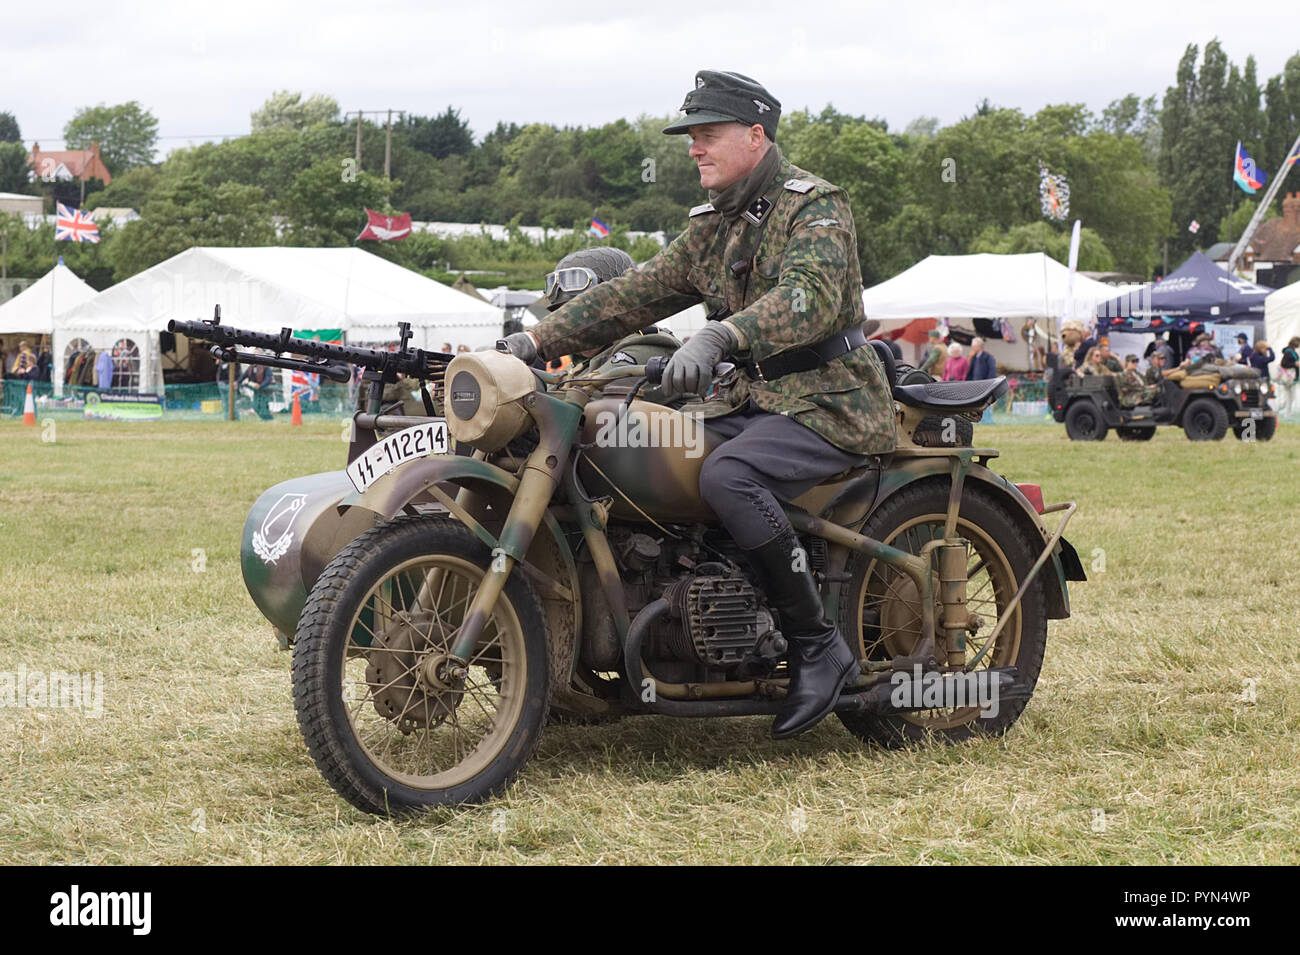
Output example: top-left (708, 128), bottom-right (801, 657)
top-left (821, 452), bottom-right (1079, 620)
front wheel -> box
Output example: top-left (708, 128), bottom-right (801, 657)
top-left (292, 515), bottom-right (551, 814)
top-left (1182, 399), bottom-right (1228, 441)
top-left (836, 480), bottom-right (1048, 747)
top-left (1232, 416), bottom-right (1276, 441)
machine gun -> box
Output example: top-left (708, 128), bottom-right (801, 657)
top-left (169, 306), bottom-right (454, 459)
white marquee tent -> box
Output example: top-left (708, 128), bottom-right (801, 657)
top-left (54, 247), bottom-right (506, 394)
top-left (0, 263), bottom-right (97, 337)
top-left (861, 253), bottom-right (1128, 371)
top-left (1264, 281), bottom-right (1300, 378)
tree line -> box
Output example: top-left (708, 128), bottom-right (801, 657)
top-left (1, 40), bottom-right (1298, 292)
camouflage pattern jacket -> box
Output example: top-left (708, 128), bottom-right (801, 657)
top-left (530, 158), bottom-right (897, 456)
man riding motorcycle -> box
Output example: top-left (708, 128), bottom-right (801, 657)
top-left (497, 69), bottom-right (896, 739)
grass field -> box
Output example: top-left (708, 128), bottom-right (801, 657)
top-left (1, 415), bottom-right (1298, 865)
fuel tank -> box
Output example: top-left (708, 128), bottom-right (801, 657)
top-left (577, 397), bottom-right (724, 523)
top-left (240, 470), bottom-right (379, 640)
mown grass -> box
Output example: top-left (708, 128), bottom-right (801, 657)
top-left (1, 415), bottom-right (1297, 864)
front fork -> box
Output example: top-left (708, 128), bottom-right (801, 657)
top-left (445, 390), bottom-right (584, 665)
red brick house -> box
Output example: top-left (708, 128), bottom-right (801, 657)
top-left (28, 141), bottom-right (112, 185)
top-left (1244, 192), bottom-right (1300, 288)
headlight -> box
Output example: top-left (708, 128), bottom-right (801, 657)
top-left (444, 351), bottom-right (538, 451)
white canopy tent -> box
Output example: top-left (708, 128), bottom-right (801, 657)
top-left (54, 247), bottom-right (506, 395)
top-left (0, 263), bottom-right (97, 337)
top-left (861, 253), bottom-right (1126, 371)
top-left (1264, 281), bottom-right (1300, 377)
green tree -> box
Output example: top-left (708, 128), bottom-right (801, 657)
top-left (85, 166), bottom-right (159, 212)
top-left (1161, 40), bottom-right (1242, 256)
top-left (902, 116), bottom-right (939, 139)
top-left (63, 101), bottom-right (159, 175)
top-left (969, 221), bottom-right (1115, 271)
top-left (111, 174), bottom-right (275, 278)
top-left (1217, 196), bottom-right (1277, 242)
top-left (0, 111), bottom-right (20, 143)
top-left (1262, 54), bottom-right (1300, 185)
top-left (784, 113), bottom-right (907, 283)
top-left (404, 107), bottom-right (474, 159)
top-left (250, 91), bottom-right (340, 132)
top-left (283, 157), bottom-right (393, 246)
top-left (0, 142), bottom-right (31, 193)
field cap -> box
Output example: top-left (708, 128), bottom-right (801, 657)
top-left (663, 70), bottom-right (781, 141)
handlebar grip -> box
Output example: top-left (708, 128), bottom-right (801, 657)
top-left (645, 355), bottom-right (669, 384)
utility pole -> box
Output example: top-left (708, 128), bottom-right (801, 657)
top-left (384, 109), bottom-right (392, 180)
top-left (345, 109), bottom-right (405, 177)
top-left (1227, 128), bottom-right (1300, 274)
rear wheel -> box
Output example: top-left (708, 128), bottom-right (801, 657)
top-left (836, 481), bottom-right (1048, 747)
top-left (1182, 399), bottom-right (1229, 441)
top-left (292, 515), bottom-right (550, 814)
top-left (1064, 402), bottom-right (1107, 441)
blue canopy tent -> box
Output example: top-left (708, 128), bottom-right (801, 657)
top-left (1095, 252), bottom-right (1271, 333)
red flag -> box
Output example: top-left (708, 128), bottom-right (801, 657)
top-left (357, 208), bottom-right (412, 241)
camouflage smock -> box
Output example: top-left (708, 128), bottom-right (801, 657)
top-left (530, 158), bottom-right (897, 456)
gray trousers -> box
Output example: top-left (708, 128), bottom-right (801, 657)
top-left (698, 401), bottom-right (868, 549)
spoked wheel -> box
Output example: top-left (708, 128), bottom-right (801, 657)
top-left (292, 515), bottom-right (550, 814)
top-left (836, 480), bottom-right (1047, 747)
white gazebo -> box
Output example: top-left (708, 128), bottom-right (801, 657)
top-left (54, 247), bottom-right (507, 394)
top-left (0, 262), bottom-right (97, 338)
top-left (861, 253), bottom-right (1127, 371)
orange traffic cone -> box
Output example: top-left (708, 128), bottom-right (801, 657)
top-left (291, 393), bottom-right (303, 426)
top-left (21, 383), bottom-right (36, 426)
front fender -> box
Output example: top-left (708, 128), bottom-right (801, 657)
top-left (338, 455), bottom-right (583, 683)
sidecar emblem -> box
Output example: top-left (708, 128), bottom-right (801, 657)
top-left (252, 492), bottom-right (306, 564)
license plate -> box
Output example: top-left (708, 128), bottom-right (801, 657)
top-left (347, 421), bottom-right (449, 493)
top-left (1250, 410), bottom-right (1263, 419)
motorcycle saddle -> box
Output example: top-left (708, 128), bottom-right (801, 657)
top-left (893, 377), bottom-right (1009, 410)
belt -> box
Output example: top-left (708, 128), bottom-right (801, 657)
top-left (742, 324), bottom-right (869, 382)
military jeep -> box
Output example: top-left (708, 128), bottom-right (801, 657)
top-left (1047, 366), bottom-right (1277, 442)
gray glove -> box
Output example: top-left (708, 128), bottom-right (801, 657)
top-left (493, 332), bottom-right (539, 363)
top-left (662, 322), bottom-right (737, 400)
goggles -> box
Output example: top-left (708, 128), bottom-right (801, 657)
top-left (544, 267), bottom-right (599, 305)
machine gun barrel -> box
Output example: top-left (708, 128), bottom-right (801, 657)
top-left (168, 313), bottom-right (451, 382)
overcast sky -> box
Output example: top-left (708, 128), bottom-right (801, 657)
top-left (4, 0), bottom-right (1297, 154)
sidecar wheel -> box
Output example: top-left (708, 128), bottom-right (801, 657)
top-left (292, 514), bottom-right (551, 814)
top-left (836, 480), bottom-right (1048, 748)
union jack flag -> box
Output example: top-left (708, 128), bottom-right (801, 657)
top-left (290, 369), bottom-right (318, 400)
top-left (55, 202), bottom-right (100, 243)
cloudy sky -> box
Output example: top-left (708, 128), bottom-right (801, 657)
top-left (4, 0), bottom-right (1297, 153)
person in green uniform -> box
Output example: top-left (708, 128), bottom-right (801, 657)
top-left (495, 70), bottom-right (897, 738)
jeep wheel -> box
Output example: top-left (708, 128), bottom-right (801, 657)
top-left (1064, 402), bottom-right (1107, 441)
top-left (1232, 416), bottom-right (1277, 442)
top-left (1182, 399), bottom-right (1229, 441)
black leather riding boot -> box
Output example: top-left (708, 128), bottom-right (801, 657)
top-left (743, 527), bottom-right (858, 739)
